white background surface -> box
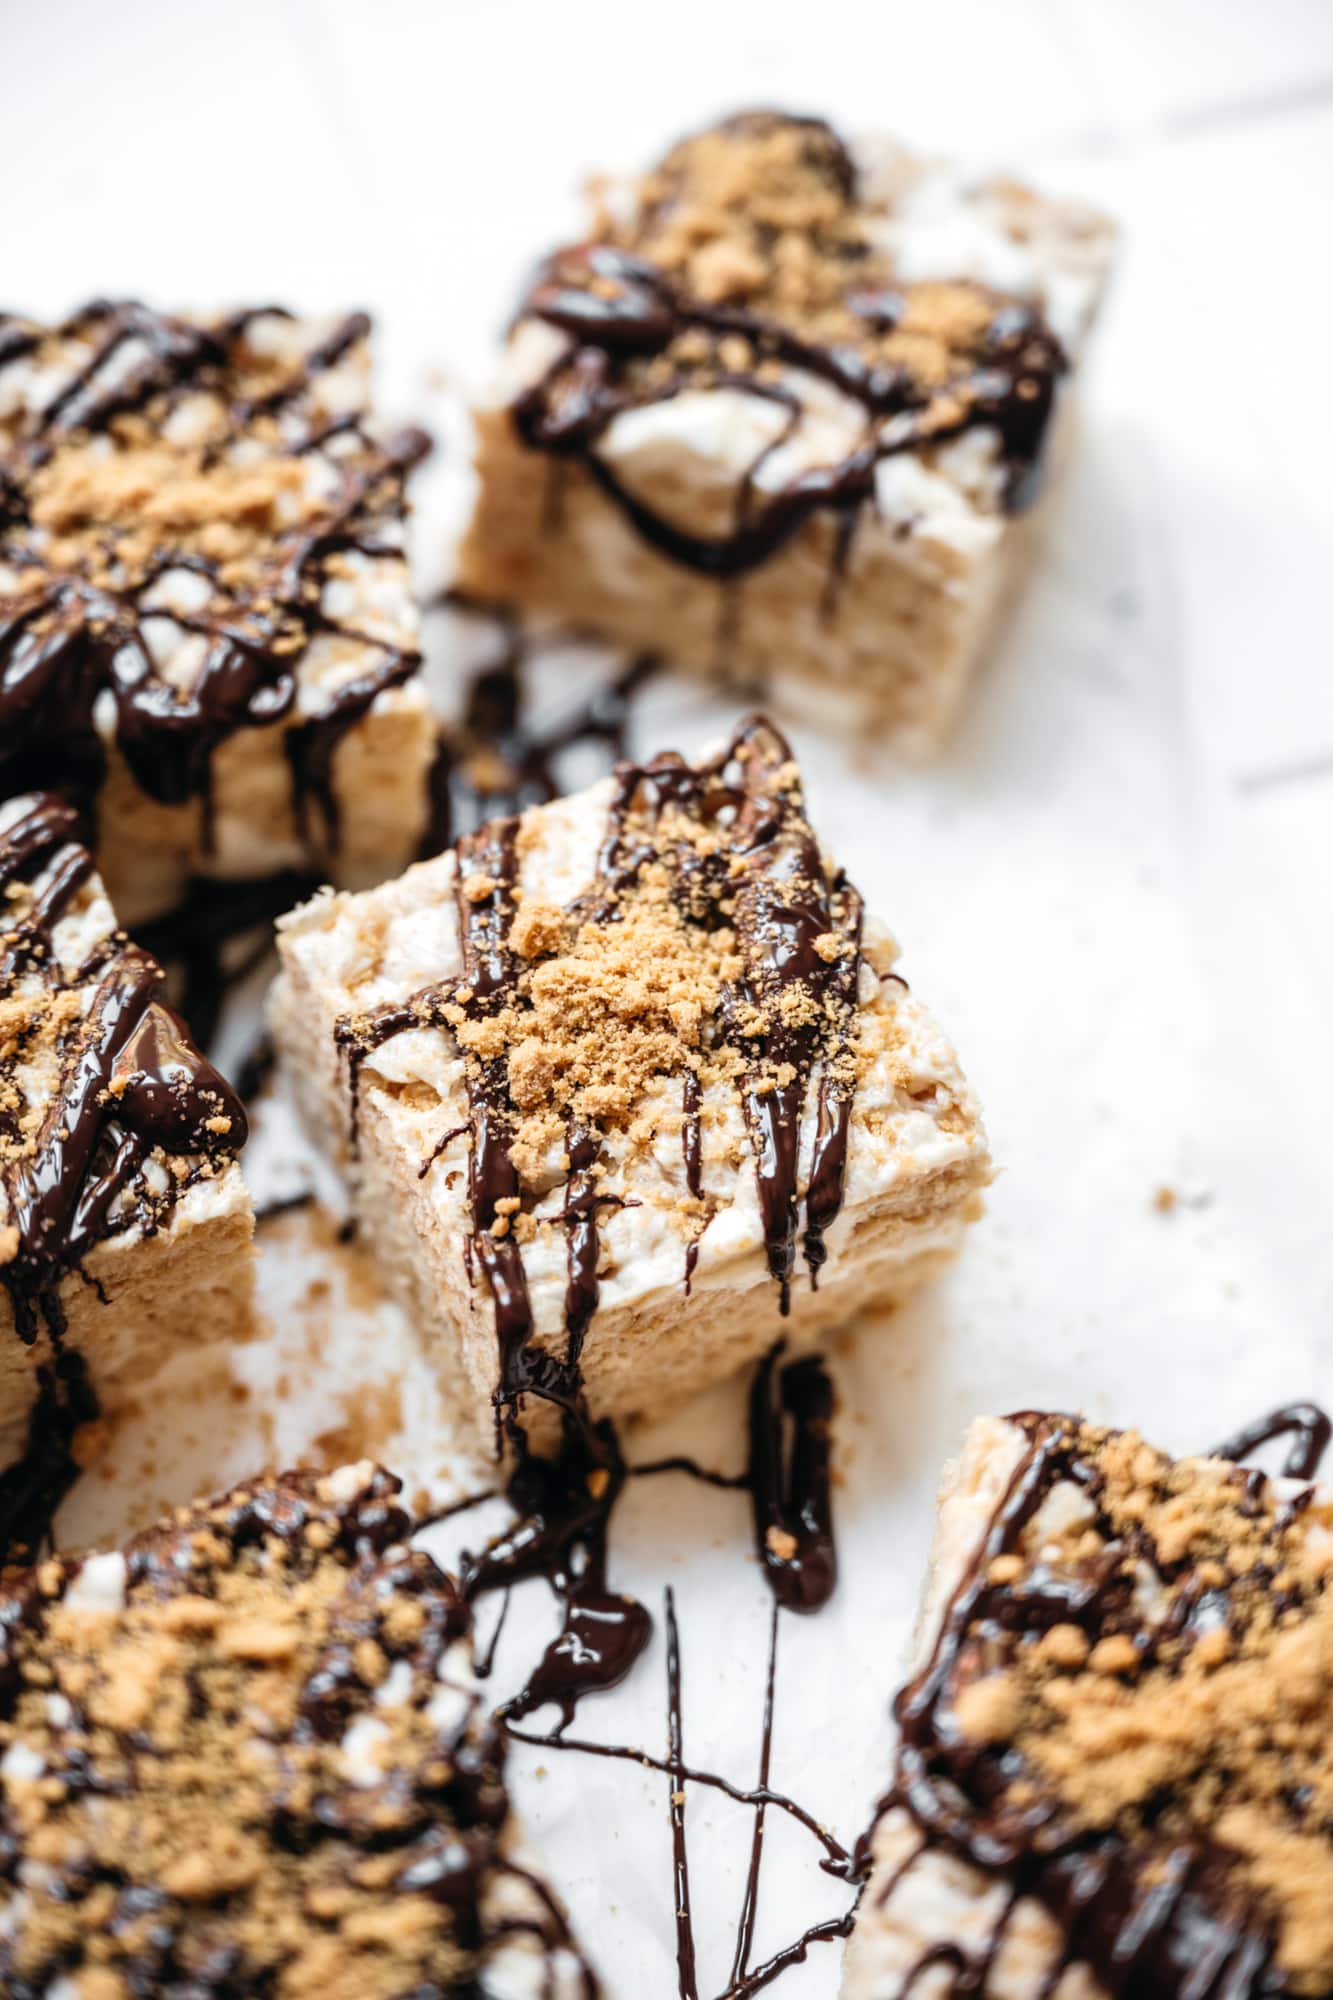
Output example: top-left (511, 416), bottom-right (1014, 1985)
top-left (12, 3), bottom-right (1333, 1994)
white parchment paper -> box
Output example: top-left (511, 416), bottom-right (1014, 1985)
top-left (54, 328), bottom-right (1333, 2000)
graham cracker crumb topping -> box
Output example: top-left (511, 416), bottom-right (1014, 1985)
top-left (519, 110), bottom-right (1066, 510)
top-left (0, 1469), bottom-right (519, 1997)
top-left (940, 1418), bottom-right (1333, 1991)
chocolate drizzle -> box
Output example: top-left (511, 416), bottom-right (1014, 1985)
top-left (0, 301), bottom-right (427, 854)
top-left (0, 1465), bottom-right (601, 1995)
top-left (1209, 1402), bottom-right (1332, 1483)
top-left (420, 590), bottom-right (659, 857)
top-left (494, 1350), bottom-right (855, 1997)
top-left (340, 713), bottom-right (864, 1431)
top-left (748, 1344), bottom-right (837, 1613)
top-left (0, 795), bottom-right (248, 1560)
top-left (868, 1405), bottom-right (1333, 2000)
top-left (508, 111), bottom-right (1066, 607)
top-left (0, 796), bottom-right (248, 1341)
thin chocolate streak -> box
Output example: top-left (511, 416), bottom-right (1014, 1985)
top-left (666, 1585), bottom-right (700, 2000)
top-left (1209, 1401), bottom-right (1332, 1482)
top-left (868, 1408), bottom-right (1333, 2000)
top-left (0, 301), bottom-right (427, 855)
top-left (500, 1719), bottom-right (852, 1871)
top-left (721, 1913), bottom-right (859, 1999)
top-left (509, 111), bottom-right (1066, 608)
top-left (729, 1600), bottom-right (780, 1990)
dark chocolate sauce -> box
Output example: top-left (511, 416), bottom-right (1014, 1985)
top-left (0, 795), bottom-right (248, 1561)
top-left (133, 869), bottom-right (321, 1060)
top-left (748, 1345), bottom-right (837, 1613)
top-left (497, 1349), bottom-right (854, 1996)
top-left (653, 1586), bottom-right (697, 1998)
top-left (0, 1347), bottom-right (98, 1567)
top-left (419, 590), bottom-right (659, 858)
top-left (0, 1463), bottom-right (601, 1996)
top-left (0, 301), bottom-right (427, 857)
top-left (1, 795), bottom-right (248, 1342)
top-left (1209, 1402), bottom-right (1332, 1483)
top-left (459, 1418), bottom-right (652, 1731)
top-left (870, 1410), bottom-right (1322, 1999)
top-left (508, 111), bottom-right (1066, 606)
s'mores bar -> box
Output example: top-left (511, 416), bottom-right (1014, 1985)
top-left (0, 301), bottom-right (432, 923)
top-left (0, 1461), bottom-right (593, 1997)
top-left (271, 715), bottom-right (988, 1443)
top-left (0, 793), bottom-right (253, 1552)
top-left (457, 110), bottom-right (1114, 751)
top-left (844, 1411), bottom-right (1333, 1999)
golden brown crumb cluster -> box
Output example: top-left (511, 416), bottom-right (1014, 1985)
top-left (450, 740), bottom-right (864, 1222)
top-left (0, 313), bottom-right (355, 619)
top-left (591, 109), bottom-right (1029, 412)
top-left (952, 1422), bottom-right (1333, 1992)
top-left (0, 1468), bottom-right (512, 1998)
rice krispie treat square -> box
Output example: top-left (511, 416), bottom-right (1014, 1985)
top-left (0, 793), bottom-right (253, 1557)
top-left (0, 1460), bottom-right (593, 1997)
top-left (271, 715), bottom-right (989, 1445)
top-left (457, 110), bottom-right (1114, 752)
top-left (0, 300), bottom-right (433, 923)
top-left (845, 1408), bottom-right (1333, 1999)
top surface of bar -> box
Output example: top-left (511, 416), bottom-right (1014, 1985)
top-left (501, 109), bottom-right (1111, 567)
top-left (892, 1412), bottom-right (1333, 1997)
top-left (0, 302), bottom-right (424, 827)
top-left (0, 1462), bottom-right (588, 1998)
top-left (318, 715), bottom-right (980, 1410)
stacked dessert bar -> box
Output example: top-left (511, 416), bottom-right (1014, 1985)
top-left (459, 110), bottom-right (1114, 748)
top-left (844, 1413), bottom-right (1333, 1998)
top-left (0, 1461), bottom-right (593, 1997)
top-left (271, 715), bottom-right (990, 1442)
top-left (0, 302), bottom-right (433, 923)
top-left (0, 105), bottom-right (1161, 2000)
top-left (0, 792), bottom-right (253, 1555)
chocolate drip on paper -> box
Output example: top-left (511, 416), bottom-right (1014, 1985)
top-left (1209, 1401), bottom-right (1332, 1483)
top-left (866, 1408), bottom-right (1333, 2000)
top-left (748, 1345), bottom-right (837, 1613)
top-left (508, 110), bottom-right (1066, 603)
top-left (0, 301), bottom-right (427, 852)
top-left (499, 1350), bottom-right (854, 1998)
top-left (420, 590), bottom-right (660, 857)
